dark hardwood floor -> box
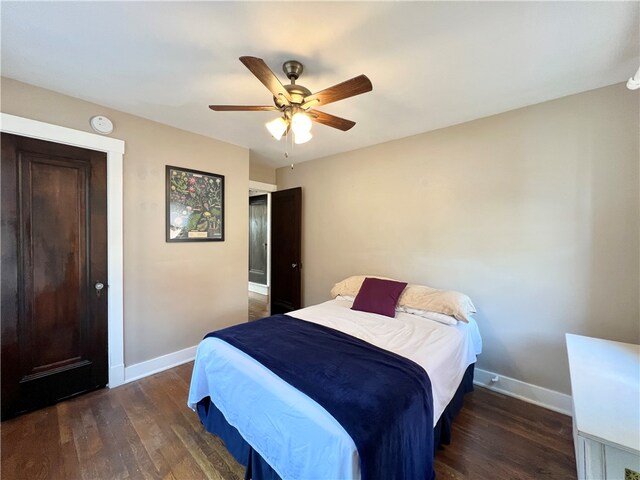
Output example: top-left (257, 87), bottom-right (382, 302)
top-left (1, 362), bottom-right (576, 480)
top-left (248, 291), bottom-right (269, 321)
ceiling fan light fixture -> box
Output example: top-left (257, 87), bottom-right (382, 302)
top-left (266, 117), bottom-right (288, 140)
top-left (294, 130), bottom-right (312, 145)
top-left (291, 112), bottom-right (312, 134)
top-left (211, 56), bottom-right (373, 148)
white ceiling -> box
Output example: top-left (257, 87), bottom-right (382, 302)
top-left (2, 2), bottom-right (638, 168)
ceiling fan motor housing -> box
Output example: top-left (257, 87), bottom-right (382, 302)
top-left (283, 60), bottom-right (303, 81)
top-left (272, 60), bottom-right (310, 108)
top-left (208, 56), bottom-right (372, 133)
top-left (275, 84), bottom-right (312, 108)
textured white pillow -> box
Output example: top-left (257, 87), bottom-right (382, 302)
top-left (398, 284), bottom-right (476, 323)
top-left (331, 275), bottom-right (476, 323)
top-left (330, 275), bottom-right (395, 299)
top-left (398, 307), bottom-right (459, 326)
top-left (335, 295), bottom-right (356, 302)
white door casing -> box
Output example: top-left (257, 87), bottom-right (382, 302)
top-left (248, 180), bottom-right (276, 295)
top-left (0, 113), bottom-right (126, 387)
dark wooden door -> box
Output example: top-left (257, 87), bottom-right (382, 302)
top-left (1, 133), bottom-right (108, 420)
top-left (249, 195), bottom-right (268, 285)
top-left (270, 187), bottom-right (301, 315)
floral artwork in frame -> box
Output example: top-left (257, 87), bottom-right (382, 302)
top-left (166, 165), bottom-right (224, 242)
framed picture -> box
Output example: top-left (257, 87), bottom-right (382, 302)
top-left (166, 165), bottom-right (224, 242)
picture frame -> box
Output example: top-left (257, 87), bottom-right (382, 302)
top-left (166, 165), bottom-right (224, 242)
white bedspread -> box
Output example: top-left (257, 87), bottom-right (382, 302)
top-left (291, 298), bottom-right (482, 421)
top-left (188, 298), bottom-right (482, 480)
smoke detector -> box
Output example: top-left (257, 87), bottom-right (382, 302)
top-left (89, 115), bottom-right (114, 134)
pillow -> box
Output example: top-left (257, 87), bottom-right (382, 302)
top-left (398, 284), bottom-right (476, 323)
top-left (330, 275), bottom-right (395, 299)
top-left (399, 306), bottom-right (459, 326)
top-left (351, 277), bottom-right (408, 318)
top-left (335, 294), bottom-right (356, 302)
top-left (331, 275), bottom-right (476, 323)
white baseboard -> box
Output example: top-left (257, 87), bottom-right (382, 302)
top-left (248, 282), bottom-right (269, 295)
top-left (114, 347), bottom-right (573, 418)
top-left (108, 364), bottom-right (125, 388)
top-left (474, 368), bottom-right (572, 416)
top-left (121, 345), bottom-right (198, 385)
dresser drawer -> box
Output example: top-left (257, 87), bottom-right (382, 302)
top-left (604, 445), bottom-right (640, 480)
top-left (566, 334), bottom-right (640, 480)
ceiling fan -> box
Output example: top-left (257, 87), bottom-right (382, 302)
top-left (209, 56), bottom-right (373, 144)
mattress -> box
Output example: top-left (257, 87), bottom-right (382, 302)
top-left (188, 298), bottom-right (482, 480)
top-left (289, 297), bottom-right (482, 422)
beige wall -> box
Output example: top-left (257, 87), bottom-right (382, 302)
top-left (277, 83), bottom-right (640, 394)
top-left (249, 152), bottom-right (277, 184)
top-left (1, 77), bottom-right (249, 366)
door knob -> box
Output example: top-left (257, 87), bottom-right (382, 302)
top-left (95, 282), bottom-right (105, 298)
top-left (291, 263), bottom-right (297, 269)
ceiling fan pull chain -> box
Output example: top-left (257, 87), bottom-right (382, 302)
top-left (283, 129), bottom-right (294, 169)
top-left (284, 130), bottom-right (289, 160)
top-left (290, 131), bottom-right (294, 169)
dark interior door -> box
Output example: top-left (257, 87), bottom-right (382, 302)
top-left (249, 194), bottom-right (268, 285)
top-left (270, 187), bottom-right (301, 315)
top-left (1, 133), bottom-right (108, 420)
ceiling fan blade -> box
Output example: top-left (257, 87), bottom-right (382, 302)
top-left (309, 110), bottom-right (356, 131)
top-left (239, 56), bottom-right (293, 104)
top-left (303, 74), bottom-right (372, 108)
top-left (209, 105), bottom-right (279, 111)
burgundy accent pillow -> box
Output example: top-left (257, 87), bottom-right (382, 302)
top-left (351, 277), bottom-right (408, 318)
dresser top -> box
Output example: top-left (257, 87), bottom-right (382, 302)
top-left (566, 333), bottom-right (640, 453)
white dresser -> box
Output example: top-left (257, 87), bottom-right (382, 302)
top-left (566, 334), bottom-right (640, 480)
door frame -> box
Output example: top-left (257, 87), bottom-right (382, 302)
top-left (248, 180), bottom-right (276, 295)
top-left (1, 113), bottom-right (126, 388)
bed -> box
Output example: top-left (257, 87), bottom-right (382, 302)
top-left (188, 288), bottom-right (482, 480)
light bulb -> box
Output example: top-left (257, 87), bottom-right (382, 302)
top-left (294, 130), bottom-right (312, 144)
top-left (265, 117), bottom-right (287, 140)
top-left (291, 112), bottom-right (312, 134)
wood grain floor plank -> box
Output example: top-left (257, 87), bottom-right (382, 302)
top-left (70, 395), bottom-right (114, 480)
top-left (172, 362), bottom-right (195, 387)
top-left (434, 388), bottom-right (575, 479)
top-left (248, 292), bottom-right (269, 321)
top-left (170, 423), bottom-right (226, 480)
top-left (56, 401), bottom-right (82, 479)
top-left (1, 408), bottom-right (59, 480)
top-left (1, 409), bottom-right (35, 472)
top-left (1, 361), bottom-right (576, 480)
top-left (32, 407), bottom-right (62, 480)
top-left (109, 388), bottom-right (163, 480)
top-left (146, 371), bottom-right (243, 479)
top-left (91, 391), bottom-right (144, 480)
top-left (141, 376), bottom-right (214, 479)
top-left (128, 376), bottom-right (210, 480)
top-left (118, 383), bottom-right (178, 478)
top-left (148, 372), bottom-right (242, 479)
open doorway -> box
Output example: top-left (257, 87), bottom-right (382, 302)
top-left (248, 181), bottom-right (276, 321)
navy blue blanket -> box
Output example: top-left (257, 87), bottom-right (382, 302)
top-left (206, 314), bottom-right (435, 480)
